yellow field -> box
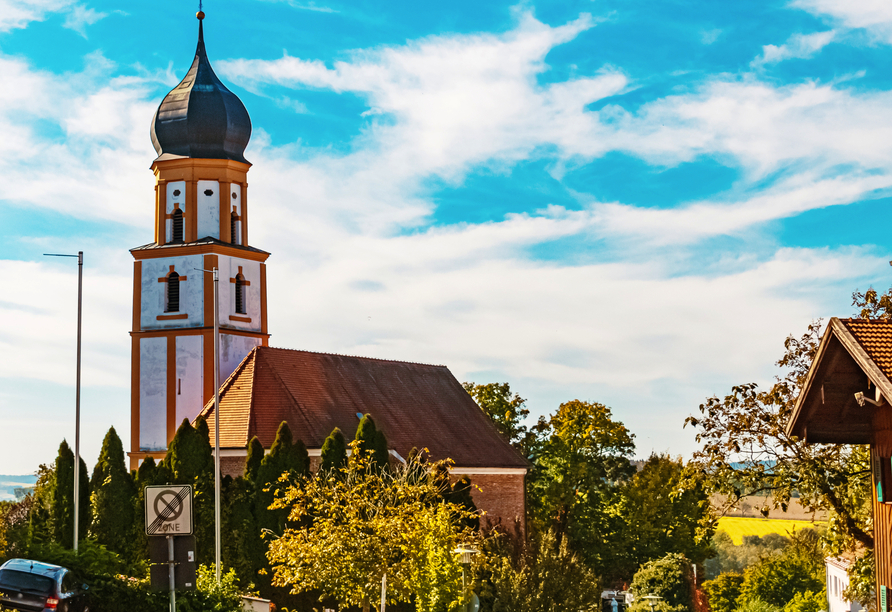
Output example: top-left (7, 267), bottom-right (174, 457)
top-left (716, 517), bottom-right (825, 545)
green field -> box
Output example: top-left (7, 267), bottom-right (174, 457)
top-left (716, 517), bottom-right (825, 545)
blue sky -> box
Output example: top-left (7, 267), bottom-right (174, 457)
top-left (2, 0), bottom-right (892, 473)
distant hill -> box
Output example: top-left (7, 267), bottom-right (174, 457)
top-left (0, 475), bottom-right (38, 502)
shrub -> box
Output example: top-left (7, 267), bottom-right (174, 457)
top-left (629, 553), bottom-right (694, 612)
top-left (783, 590), bottom-right (825, 612)
top-left (702, 572), bottom-right (743, 612)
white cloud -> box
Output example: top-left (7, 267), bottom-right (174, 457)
top-left (751, 30), bottom-right (836, 66)
top-left (62, 3), bottom-right (108, 37)
top-left (794, 0), bottom-right (892, 42)
top-left (0, 0), bottom-right (75, 31)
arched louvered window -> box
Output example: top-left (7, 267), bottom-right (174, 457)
top-left (230, 212), bottom-right (239, 245)
top-left (167, 272), bottom-right (180, 312)
top-left (235, 273), bottom-right (246, 315)
top-left (171, 208), bottom-right (184, 243)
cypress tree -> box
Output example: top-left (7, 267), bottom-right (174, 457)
top-left (319, 427), bottom-right (347, 473)
top-left (355, 415), bottom-right (390, 469)
top-left (52, 440), bottom-right (91, 548)
top-left (90, 427), bottom-right (136, 557)
top-left (245, 436), bottom-right (264, 483)
top-left (291, 437), bottom-right (310, 478)
top-left (255, 422), bottom-right (300, 535)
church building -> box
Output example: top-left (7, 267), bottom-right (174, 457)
top-left (129, 12), bottom-right (528, 534)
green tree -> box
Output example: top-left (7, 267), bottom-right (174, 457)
top-left (705, 532), bottom-right (788, 579)
top-left (738, 530), bottom-right (824, 609)
top-left (485, 528), bottom-right (601, 612)
top-left (222, 474), bottom-right (260, 589)
top-left (355, 414), bottom-right (390, 469)
top-left (90, 427), bottom-right (136, 558)
top-left (702, 572), bottom-right (744, 612)
top-left (530, 399), bottom-right (635, 583)
top-left (320, 427), bottom-right (348, 473)
top-left (629, 553), bottom-right (694, 612)
top-left (783, 590), bottom-right (825, 612)
top-left (244, 436), bottom-right (264, 483)
top-left (617, 454), bottom-right (714, 570)
top-left (685, 322), bottom-right (872, 548)
top-left (463, 382), bottom-right (538, 457)
top-left (267, 441), bottom-right (481, 612)
top-left (52, 441), bottom-right (90, 549)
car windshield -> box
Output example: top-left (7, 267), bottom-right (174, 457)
top-left (0, 569), bottom-right (54, 595)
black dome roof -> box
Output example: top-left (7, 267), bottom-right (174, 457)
top-left (150, 18), bottom-right (252, 163)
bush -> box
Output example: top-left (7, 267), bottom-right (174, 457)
top-left (783, 590), bottom-right (825, 612)
top-left (738, 532), bottom-right (823, 609)
top-left (738, 599), bottom-right (781, 612)
top-left (702, 572), bottom-right (743, 612)
top-left (629, 554), bottom-right (694, 612)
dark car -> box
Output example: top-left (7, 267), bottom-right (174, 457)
top-left (0, 559), bottom-right (89, 612)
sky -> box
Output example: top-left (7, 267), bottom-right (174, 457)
top-left (2, 0), bottom-right (892, 474)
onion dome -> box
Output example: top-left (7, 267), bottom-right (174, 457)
top-left (150, 13), bottom-right (252, 163)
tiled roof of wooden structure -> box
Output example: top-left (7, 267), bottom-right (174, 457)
top-left (787, 317), bottom-right (892, 444)
top-left (198, 346), bottom-right (528, 469)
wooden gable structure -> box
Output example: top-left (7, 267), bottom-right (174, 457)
top-left (788, 317), bottom-right (892, 605)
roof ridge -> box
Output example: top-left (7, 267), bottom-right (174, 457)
top-left (197, 346), bottom-right (259, 420)
top-left (259, 345), bottom-right (447, 368)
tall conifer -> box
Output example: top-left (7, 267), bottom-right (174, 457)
top-left (90, 427), bottom-right (136, 557)
top-left (355, 415), bottom-right (390, 469)
top-left (320, 427), bottom-right (347, 473)
top-left (52, 440), bottom-right (90, 548)
top-left (245, 436), bottom-right (264, 483)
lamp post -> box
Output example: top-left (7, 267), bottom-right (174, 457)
top-left (44, 251), bottom-right (83, 552)
top-left (195, 266), bottom-right (221, 583)
top-left (455, 546), bottom-right (479, 612)
top-left (643, 594), bottom-right (662, 612)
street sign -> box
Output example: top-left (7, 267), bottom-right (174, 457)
top-left (145, 485), bottom-right (193, 536)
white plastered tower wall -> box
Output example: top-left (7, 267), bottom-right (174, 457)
top-left (129, 158), bottom-right (270, 468)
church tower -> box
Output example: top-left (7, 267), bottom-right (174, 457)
top-left (129, 12), bottom-right (270, 467)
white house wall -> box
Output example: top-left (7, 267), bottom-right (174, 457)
top-left (217, 256), bottom-right (261, 332)
top-left (175, 335), bottom-right (204, 427)
top-left (141, 255), bottom-right (204, 330)
top-left (139, 337), bottom-right (167, 452)
top-left (220, 333), bottom-right (261, 382)
top-left (197, 180), bottom-right (220, 239)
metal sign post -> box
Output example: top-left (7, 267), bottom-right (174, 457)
top-left (168, 535), bottom-right (176, 612)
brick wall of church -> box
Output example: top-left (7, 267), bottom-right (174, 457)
top-left (452, 472), bottom-right (526, 539)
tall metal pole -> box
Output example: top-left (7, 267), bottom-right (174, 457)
top-left (44, 251), bottom-right (83, 552)
top-left (73, 251), bottom-right (83, 552)
top-left (213, 267), bottom-right (221, 584)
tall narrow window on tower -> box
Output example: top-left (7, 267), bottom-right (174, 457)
top-left (167, 272), bottom-right (180, 312)
top-left (171, 208), bottom-right (184, 243)
top-left (231, 211), bottom-right (240, 245)
top-left (235, 273), bottom-right (246, 315)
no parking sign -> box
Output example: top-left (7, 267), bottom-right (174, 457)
top-left (145, 485), bottom-right (193, 536)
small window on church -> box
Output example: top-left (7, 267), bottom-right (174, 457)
top-left (231, 212), bottom-right (239, 245)
top-left (167, 272), bottom-right (180, 312)
top-left (235, 273), bottom-right (246, 315)
top-left (171, 209), bottom-right (184, 243)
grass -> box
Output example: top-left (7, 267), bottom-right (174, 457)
top-left (716, 517), bottom-right (825, 545)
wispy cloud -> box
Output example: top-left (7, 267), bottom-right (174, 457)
top-left (0, 0), bottom-right (75, 31)
top-left (751, 30), bottom-right (836, 66)
top-left (62, 3), bottom-right (108, 37)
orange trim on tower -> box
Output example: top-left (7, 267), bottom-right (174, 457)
top-left (260, 263), bottom-right (268, 337)
top-left (202, 328), bottom-right (214, 406)
top-left (157, 314), bottom-right (189, 320)
top-left (229, 315), bottom-right (251, 323)
top-left (130, 336), bottom-right (140, 470)
top-left (131, 243), bottom-right (269, 262)
top-left (132, 261), bottom-right (142, 332)
top-left (241, 182), bottom-right (248, 245)
top-left (166, 335), bottom-right (176, 443)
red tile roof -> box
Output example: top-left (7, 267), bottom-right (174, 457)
top-left (839, 318), bottom-right (892, 378)
top-left (199, 347), bottom-right (528, 469)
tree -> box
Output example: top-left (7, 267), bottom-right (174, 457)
top-left (245, 436), bottom-right (264, 483)
top-left (355, 414), bottom-right (390, 469)
top-left (52, 440), bottom-right (90, 549)
top-left (617, 454), bottom-right (714, 570)
top-left (267, 442), bottom-right (481, 612)
top-left (702, 572), bottom-right (744, 612)
top-left (463, 382), bottom-right (539, 457)
top-left (684, 322), bottom-right (872, 548)
top-left (529, 400), bottom-right (636, 583)
top-left (738, 529), bottom-right (824, 609)
top-left (320, 427), bottom-right (348, 473)
top-left (485, 528), bottom-right (601, 612)
top-left (629, 553), bottom-right (695, 612)
top-left (90, 427), bottom-right (136, 558)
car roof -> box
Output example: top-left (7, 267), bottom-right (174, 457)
top-left (0, 559), bottom-right (65, 580)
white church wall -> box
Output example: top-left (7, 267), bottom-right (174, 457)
top-left (220, 333), bottom-right (261, 382)
top-left (229, 184), bottom-right (242, 244)
top-left (175, 335), bottom-right (204, 427)
top-left (197, 180), bottom-right (221, 239)
top-left (141, 255), bottom-right (204, 329)
top-left (139, 337), bottom-right (167, 452)
top-left (217, 257), bottom-right (262, 332)
top-left (166, 181), bottom-right (186, 242)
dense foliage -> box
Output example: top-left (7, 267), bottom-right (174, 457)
top-left (628, 553), bottom-right (695, 612)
